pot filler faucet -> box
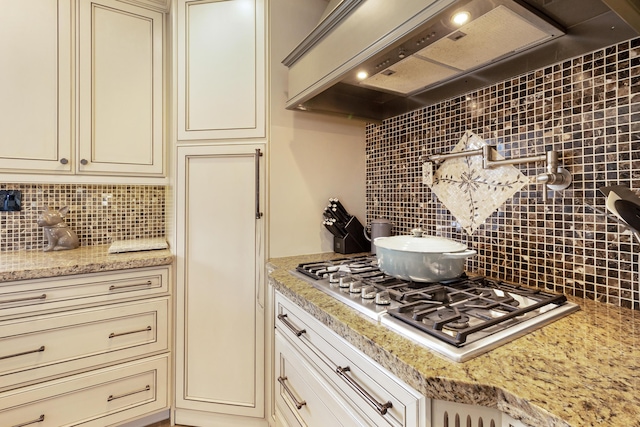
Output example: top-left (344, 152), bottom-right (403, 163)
top-left (428, 146), bottom-right (572, 203)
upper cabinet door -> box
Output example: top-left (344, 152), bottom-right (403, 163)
top-left (0, 0), bottom-right (73, 173)
top-left (177, 0), bottom-right (266, 141)
top-left (78, 0), bottom-right (165, 176)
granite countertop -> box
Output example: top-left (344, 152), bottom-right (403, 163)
top-left (0, 245), bottom-right (174, 282)
top-left (268, 253), bottom-right (640, 427)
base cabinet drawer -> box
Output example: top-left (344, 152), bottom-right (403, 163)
top-left (0, 354), bottom-right (168, 427)
top-left (0, 297), bottom-right (169, 392)
top-left (0, 267), bottom-right (170, 319)
top-left (275, 293), bottom-right (426, 427)
top-left (275, 332), bottom-right (367, 427)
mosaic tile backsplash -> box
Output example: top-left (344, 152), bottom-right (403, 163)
top-left (366, 37), bottom-right (640, 310)
top-left (0, 184), bottom-right (166, 252)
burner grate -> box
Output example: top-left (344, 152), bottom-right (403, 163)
top-left (387, 286), bottom-right (568, 347)
top-left (295, 257), bottom-right (575, 350)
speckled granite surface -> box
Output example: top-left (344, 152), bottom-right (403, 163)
top-left (268, 253), bottom-right (640, 427)
top-left (0, 245), bottom-right (173, 282)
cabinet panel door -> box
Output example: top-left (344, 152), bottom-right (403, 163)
top-left (177, 0), bottom-right (265, 140)
top-left (175, 144), bottom-right (265, 419)
top-left (0, 0), bottom-right (72, 173)
top-left (78, 0), bottom-right (164, 176)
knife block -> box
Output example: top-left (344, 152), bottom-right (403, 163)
top-left (333, 216), bottom-right (370, 254)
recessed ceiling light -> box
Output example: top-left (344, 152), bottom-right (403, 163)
top-left (356, 71), bottom-right (368, 80)
top-left (451, 11), bottom-right (470, 26)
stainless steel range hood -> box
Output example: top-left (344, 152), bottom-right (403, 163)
top-left (282, 0), bottom-right (640, 122)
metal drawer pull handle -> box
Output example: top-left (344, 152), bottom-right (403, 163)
top-left (277, 314), bottom-right (306, 337)
top-left (0, 294), bottom-right (46, 305)
top-left (0, 346), bottom-right (45, 361)
top-left (109, 326), bottom-right (152, 338)
top-left (109, 280), bottom-right (153, 291)
top-left (278, 376), bottom-right (306, 409)
top-left (336, 366), bottom-right (393, 416)
top-left (107, 384), bottom-right (150, 402)
top-left (12, 414), bottom-right (45, 427)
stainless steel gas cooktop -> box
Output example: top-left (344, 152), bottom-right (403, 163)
top-left (292, 255), bottom-right (579, 362)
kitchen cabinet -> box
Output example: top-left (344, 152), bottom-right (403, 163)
top-left (0, 0), bottom-right (165, 181)
top-left (273, 289), bottom-right (535, 427)
top-left (121, 0), bottom-right (170, 11)
top-left (0, 266), bottom-right (171, 426)
top-left (0, 0), bottom-right (72, 174)
top-left (77, 0), bottom-right (165, 176)
top-left (176, 0), bottom-right (266, 141)
top-left (274, 291), bottom-right (427, 427)
top-left (275, 333), bottom-right (369, 427)
top-left (174, 143), bottom-right (266, 426)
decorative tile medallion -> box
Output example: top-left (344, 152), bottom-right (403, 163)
top-left (428, 131), bottom-right (528, 234)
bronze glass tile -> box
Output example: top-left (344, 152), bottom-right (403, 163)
top-left (366, 36), bottom-right (640, 311)
top-left (0, 184), bottom-right (166, 252)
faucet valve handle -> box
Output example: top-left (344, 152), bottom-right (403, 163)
top-left (411, 227), bottom-right (424, 237)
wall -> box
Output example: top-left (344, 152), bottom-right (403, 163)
top-left (0, 184), bottom-right (166, 252)
top-left (366, 37), bottom-right (640, 310)
top-left (268, 0), bottom-right (366, 258)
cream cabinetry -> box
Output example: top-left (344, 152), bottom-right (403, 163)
top-left (0, 0), bottom-right (72, 174)
top-left (77, 0), bottom-right (165, 176)
top-left (174, 144), bottom-right (266, 426)
top-left (176, 0), bottom-right (266, 141)
top-left (0, 0), bottom-right (165, 181)
top-left (1, 355), bottom-right (168, 427)
top-left (274, 291), bottom-right (427, 427)
top-left (0, 266), bottom-right (171, 426)
top-left (120, 0), bottom-right (170, 11)
top-left (275, 334), bottom-right (367, 427)
top-left (274, 290), bottom-right (535, 427)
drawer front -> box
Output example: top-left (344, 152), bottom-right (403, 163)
top-left (275, 332), bottom-right (366, 427)
top-left (0, 298), bottom-right (169, 392)
top-left (275, 292), bottom-right (425, 427)
top-left (0, 267), bottom-right (170, 319)
top-left (275, 296), bottom-right (336, 367)
top-left (0, 354), bottom-right (168, 427)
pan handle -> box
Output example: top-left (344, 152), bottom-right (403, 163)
top-left (441, 249), bottom-right (476, 259)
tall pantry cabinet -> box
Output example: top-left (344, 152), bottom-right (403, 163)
top-left (173, 0), bottom-right (267, 426)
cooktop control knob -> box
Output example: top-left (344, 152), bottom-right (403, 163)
top-left (349, 280), bottom-right (363, 293)
top-left (339, 276), bottom-right (354, 289)
top-left (328, 272), bottom-right (343, 284)
top-left (361, 285), bottom-right (377, 299)
top-left (375, 290), bottom-right (391, 305)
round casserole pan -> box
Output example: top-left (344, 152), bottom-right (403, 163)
top-left (374, 235), bottom-right (476, 282)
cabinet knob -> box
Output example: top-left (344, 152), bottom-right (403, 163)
top-left (59, 158), bottom-right (69, 165)
top-left (80, 159), bottom-right (89, 165)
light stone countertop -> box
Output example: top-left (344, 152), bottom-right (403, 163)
top-left (0, 244), bottom-right (173, 282)
top-left (268, 253), bottom-right (640, 427)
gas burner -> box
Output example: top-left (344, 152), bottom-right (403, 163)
top-left (292, 255), bottom-right (580, 361)
top-left (433, 308), bottom-right (470, 330)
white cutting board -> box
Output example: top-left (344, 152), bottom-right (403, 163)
top-left (108, 237), bottom-right (169, 254)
